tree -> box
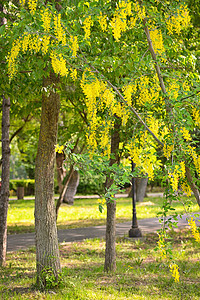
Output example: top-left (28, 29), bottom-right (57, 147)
top-left (0, 96), bottom-right (10, 266)
top-left (35, 72), bottom-right (61, 286)
top-left (6, 0), bottom-right (200, 281)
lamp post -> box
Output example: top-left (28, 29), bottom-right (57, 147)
top-left (129, 161), bottom-right (142, 238)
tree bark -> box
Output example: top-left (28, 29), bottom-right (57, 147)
top-left (35, 73), bottom-right (61, 287)
top-left (104, 120), bottom-right (120, 272)
top-left (0, 96), bottom-right (10, 266)
top-left (63, 170), bottom-right (79, 205)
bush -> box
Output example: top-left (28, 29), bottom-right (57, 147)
top-left (9, 179), bottom-right (35, 196)
top-left (77, 173), bottom-right (105, 195)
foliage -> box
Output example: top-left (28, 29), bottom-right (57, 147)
top-left (3, 0), bottom-right (200, 283)
top-left (9, 179), bottom-right (35, 195)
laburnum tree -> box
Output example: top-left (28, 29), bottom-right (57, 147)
top-left (4, 0), bottom-right (200, 286)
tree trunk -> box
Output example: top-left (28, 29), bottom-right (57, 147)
top-left (63, 170), bottom-right (79, 205)
top-left (35, 73), bottom-right (61, 287)
top-left (104, 120), bottom-right (120, 272)
top-left (128, 177), bottom-right (148, 202)
top-left (0, 96), bottom-right (10, 266)
top-left (17, 186), bottom-right (24, 200)
top-left (56, 152), bottom-right (66, 193)
top-left (135, 178), bottom-right (148, 202)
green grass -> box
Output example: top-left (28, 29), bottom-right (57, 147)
top-left (1, 229), bottom-right (200, 299)
top-left (7, 196), bottom-right (199, 234)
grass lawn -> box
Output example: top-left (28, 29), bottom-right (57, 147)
top-left (0, 228), bottom-right (200, 299)
top-left (7, 195), bottom-right (200, 234)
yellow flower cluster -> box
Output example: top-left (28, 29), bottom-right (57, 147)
top-left (41, 8), bottom-right (51, 32)
top-left (126, 141), bottom-right (140, 166)
top-left (181, 127), bottom-right (192, 141)
top-left (69, 36), bottom-right (79, 57)
top-left (149, 27), bottom-right (165, 55)
top-left (50, 52), bottom-right (68, 76)
top-left (188, 217), bottom-right (200, 243)
top-left (168, 162), bottom-right (185, 192)
top-left (157, 234), bottom-right (167, 259)
top-left (167, 80), bottom-right (179, 100)
top-left (192, 108), bottom-right (200, 126)
top-left (54, 13), bottom-right (66, 45)
top-left (8, 32), bottom-right (52, 78)
top-left (7, 39), bottom-right (21, 79)
top-left (98, 12), bottom-right (107, 32)
top-left (181, 182), bottom-right (192, 196)
top-left (19, 0), bottom-right (26, 5)
top-left (83, 16), bottom-right (93, 39)
top-left (122, 83), bottom-right (137, 106)
top-left (166, 5), bottom-right (191, 35)
top-left (21, 34), bottom-right (30, 53)
top-left (55, 144), bottom-right (64, 153)
top-left (99, 121), bottom-right (112, 156)
top-left (70, 68), bottom-right (77, 81)
top-left (27, 0), bottom-right (37, 14)
top-left (129, 15), bottom-right (138, 29)
top-left (169, 263), bottom-right (180, 282)
top-left (163, 143), bottom-right (173, 159)
top-left (133, 2), bottom-right (145, 19)
top-left (28, 34), bottom-right (42, 53)
top-left (41, 36), bottom-right (50, 55)
top-left (146, 115), bottom-right (159, 138)
top-left (110, 0), bottom-right (132, 41)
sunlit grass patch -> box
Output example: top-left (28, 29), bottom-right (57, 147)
top-left (1, 229), bottom-right (200, 299)
top-left (7, 196), bottom-right (199, 234)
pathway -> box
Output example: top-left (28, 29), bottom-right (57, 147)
top-left (7, 213), bottom-right (200, 252)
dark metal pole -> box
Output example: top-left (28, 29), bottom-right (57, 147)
top-left (129, 161), bottom-right (142, 237)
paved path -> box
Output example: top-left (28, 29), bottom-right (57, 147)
top-left (7, 213), bottom-right (200, 252)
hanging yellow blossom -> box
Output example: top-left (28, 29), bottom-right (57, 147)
top-left (133, 2), bottom-right (145, 19)
top-left (22, 34), bottom-right (30, 53)
top-left (129, 16), bottom-right (138, 29)
top-left (69, 35), bottom-right (79, 57)
top-left (157, 234), bottom-right (167, 259)
top-left (169, 263), bottom-right (180, 282)
top-left (166, 5), bottom-right (190, 35)
top-left (122, 84), bottom-right (136, 106)
top-left (28, 34), bottom-right (42, 53)
top-left (168, 171), bottom-right (179, 192)
top-left (126, 141), bottom-right (140, 166)
top-left (50, 52), bottom-right (68, 77)
top-left (192, 108), bottom-right (200, 126)
top-left (54, 13), bottom-right (66, 45)
top-left (110, 0), bottom-right (132, 41)
top-left (181, 127), bottom-right (192, 141)
top-left (188, 217), bottom-right (200, 243)
top-left (181, 182), bottom-right (192, 196)
top-left (7, 38), bottom-right (21, 79)
top-left (41, 36), bottom-right (50, 55)
top-left (149, 27), bottom-right (165, 55)
top-left (19, 0), bottom-right (26, 5)
top-left (70, 68), bottom-right (77, 81)
top-left (83, 16), bottom-right (93, 39)
top-left (27, 0), bottom-right (37, 14)
top-left (163, 143), bottom-right (173, 159)
top-left (41, 8), bottom-right (51, 32)
top-left (98, 12), bottom-right (107, 32)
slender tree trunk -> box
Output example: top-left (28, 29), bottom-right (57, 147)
top-left (104, 120), bottom-right (120, 272)
top-left (63, 170), bottom-right (79, 205)
top-left (35, 73), bottom-right (61, 287)
top-left (0, 96), bottom-right (10, 266)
